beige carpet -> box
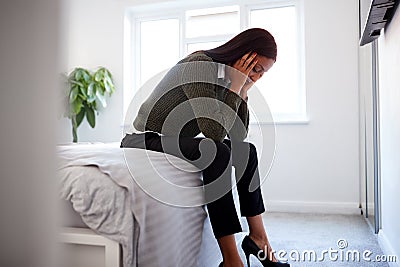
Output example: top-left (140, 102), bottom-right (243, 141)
top-left (198, 212), bottom-right (390, 267)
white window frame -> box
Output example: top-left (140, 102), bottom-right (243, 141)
top-left (124, 0), bottom-right (307, 124)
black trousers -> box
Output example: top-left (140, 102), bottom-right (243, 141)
top-left (120, 132), bottom-right (265, 238)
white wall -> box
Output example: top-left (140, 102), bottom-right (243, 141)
top-left (377, 5), bottom-right (400, 263)
top-left (61, 0), bottom-right (360, 213)
top-left (59, 0), bottom-right (172, 143)
top-left (254, 0), bottom-right (360, 213)
top-left (58, 0), bottom-right (127, 143)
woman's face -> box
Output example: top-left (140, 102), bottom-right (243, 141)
top-left (247, 55), bottom-right (275, 84)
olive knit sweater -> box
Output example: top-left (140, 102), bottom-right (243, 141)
top-left (133, 52), bottom-right (249, 142)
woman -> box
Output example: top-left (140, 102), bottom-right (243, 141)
top-left (121, 28), bottom-right (289, 267)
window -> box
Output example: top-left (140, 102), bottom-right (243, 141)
top-left (250, 6), bottom-right (301, 118)
top-left (139, 19), bottom-right (180, 85)
top-left (125, 0), bottom-right (306, 123)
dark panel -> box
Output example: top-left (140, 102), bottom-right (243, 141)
top-left (360, 0), bottom-right (399, 46)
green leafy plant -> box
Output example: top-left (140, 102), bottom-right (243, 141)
top-left (64, 67), bottom-right (115, 142)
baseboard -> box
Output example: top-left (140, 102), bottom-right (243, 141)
top-left (265, 200), bottom-right (361, 215)
top-left (378, 230), bottom-right (400, 267)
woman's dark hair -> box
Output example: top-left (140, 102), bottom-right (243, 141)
top-left (202, 28), bottom-right (277, 65)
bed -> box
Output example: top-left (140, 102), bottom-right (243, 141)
top-left (57, 142), bottom-right (223, 267)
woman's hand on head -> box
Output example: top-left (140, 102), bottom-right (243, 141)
top-left (227, 52), bottom-right (258, 95)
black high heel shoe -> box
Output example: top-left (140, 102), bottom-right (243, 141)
top-left (241, 236), bottom-right (290, 267)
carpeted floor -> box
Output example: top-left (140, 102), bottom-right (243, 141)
top-left (199, 212), bottom-right (390, 267)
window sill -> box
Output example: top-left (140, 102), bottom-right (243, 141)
top-left (250, 114), bottom-right (310, 125)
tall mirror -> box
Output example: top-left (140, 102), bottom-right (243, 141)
top-left (359, 0), bottom-right (381, 234)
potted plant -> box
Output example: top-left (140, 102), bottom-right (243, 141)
top-left (64, 67), bottom-right (115, 142)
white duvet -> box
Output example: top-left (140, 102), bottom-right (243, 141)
top-left (57, 143), bottom-right (207, 267)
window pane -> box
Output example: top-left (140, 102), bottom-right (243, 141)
top-left (250, 6), bottom-right (300, 115)
top-left (186, 41), bottom-right (224, 55)
top-left (140, 19), bottom-right (180, 86)
top-left (186, 6), bottom-right (239, 38)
